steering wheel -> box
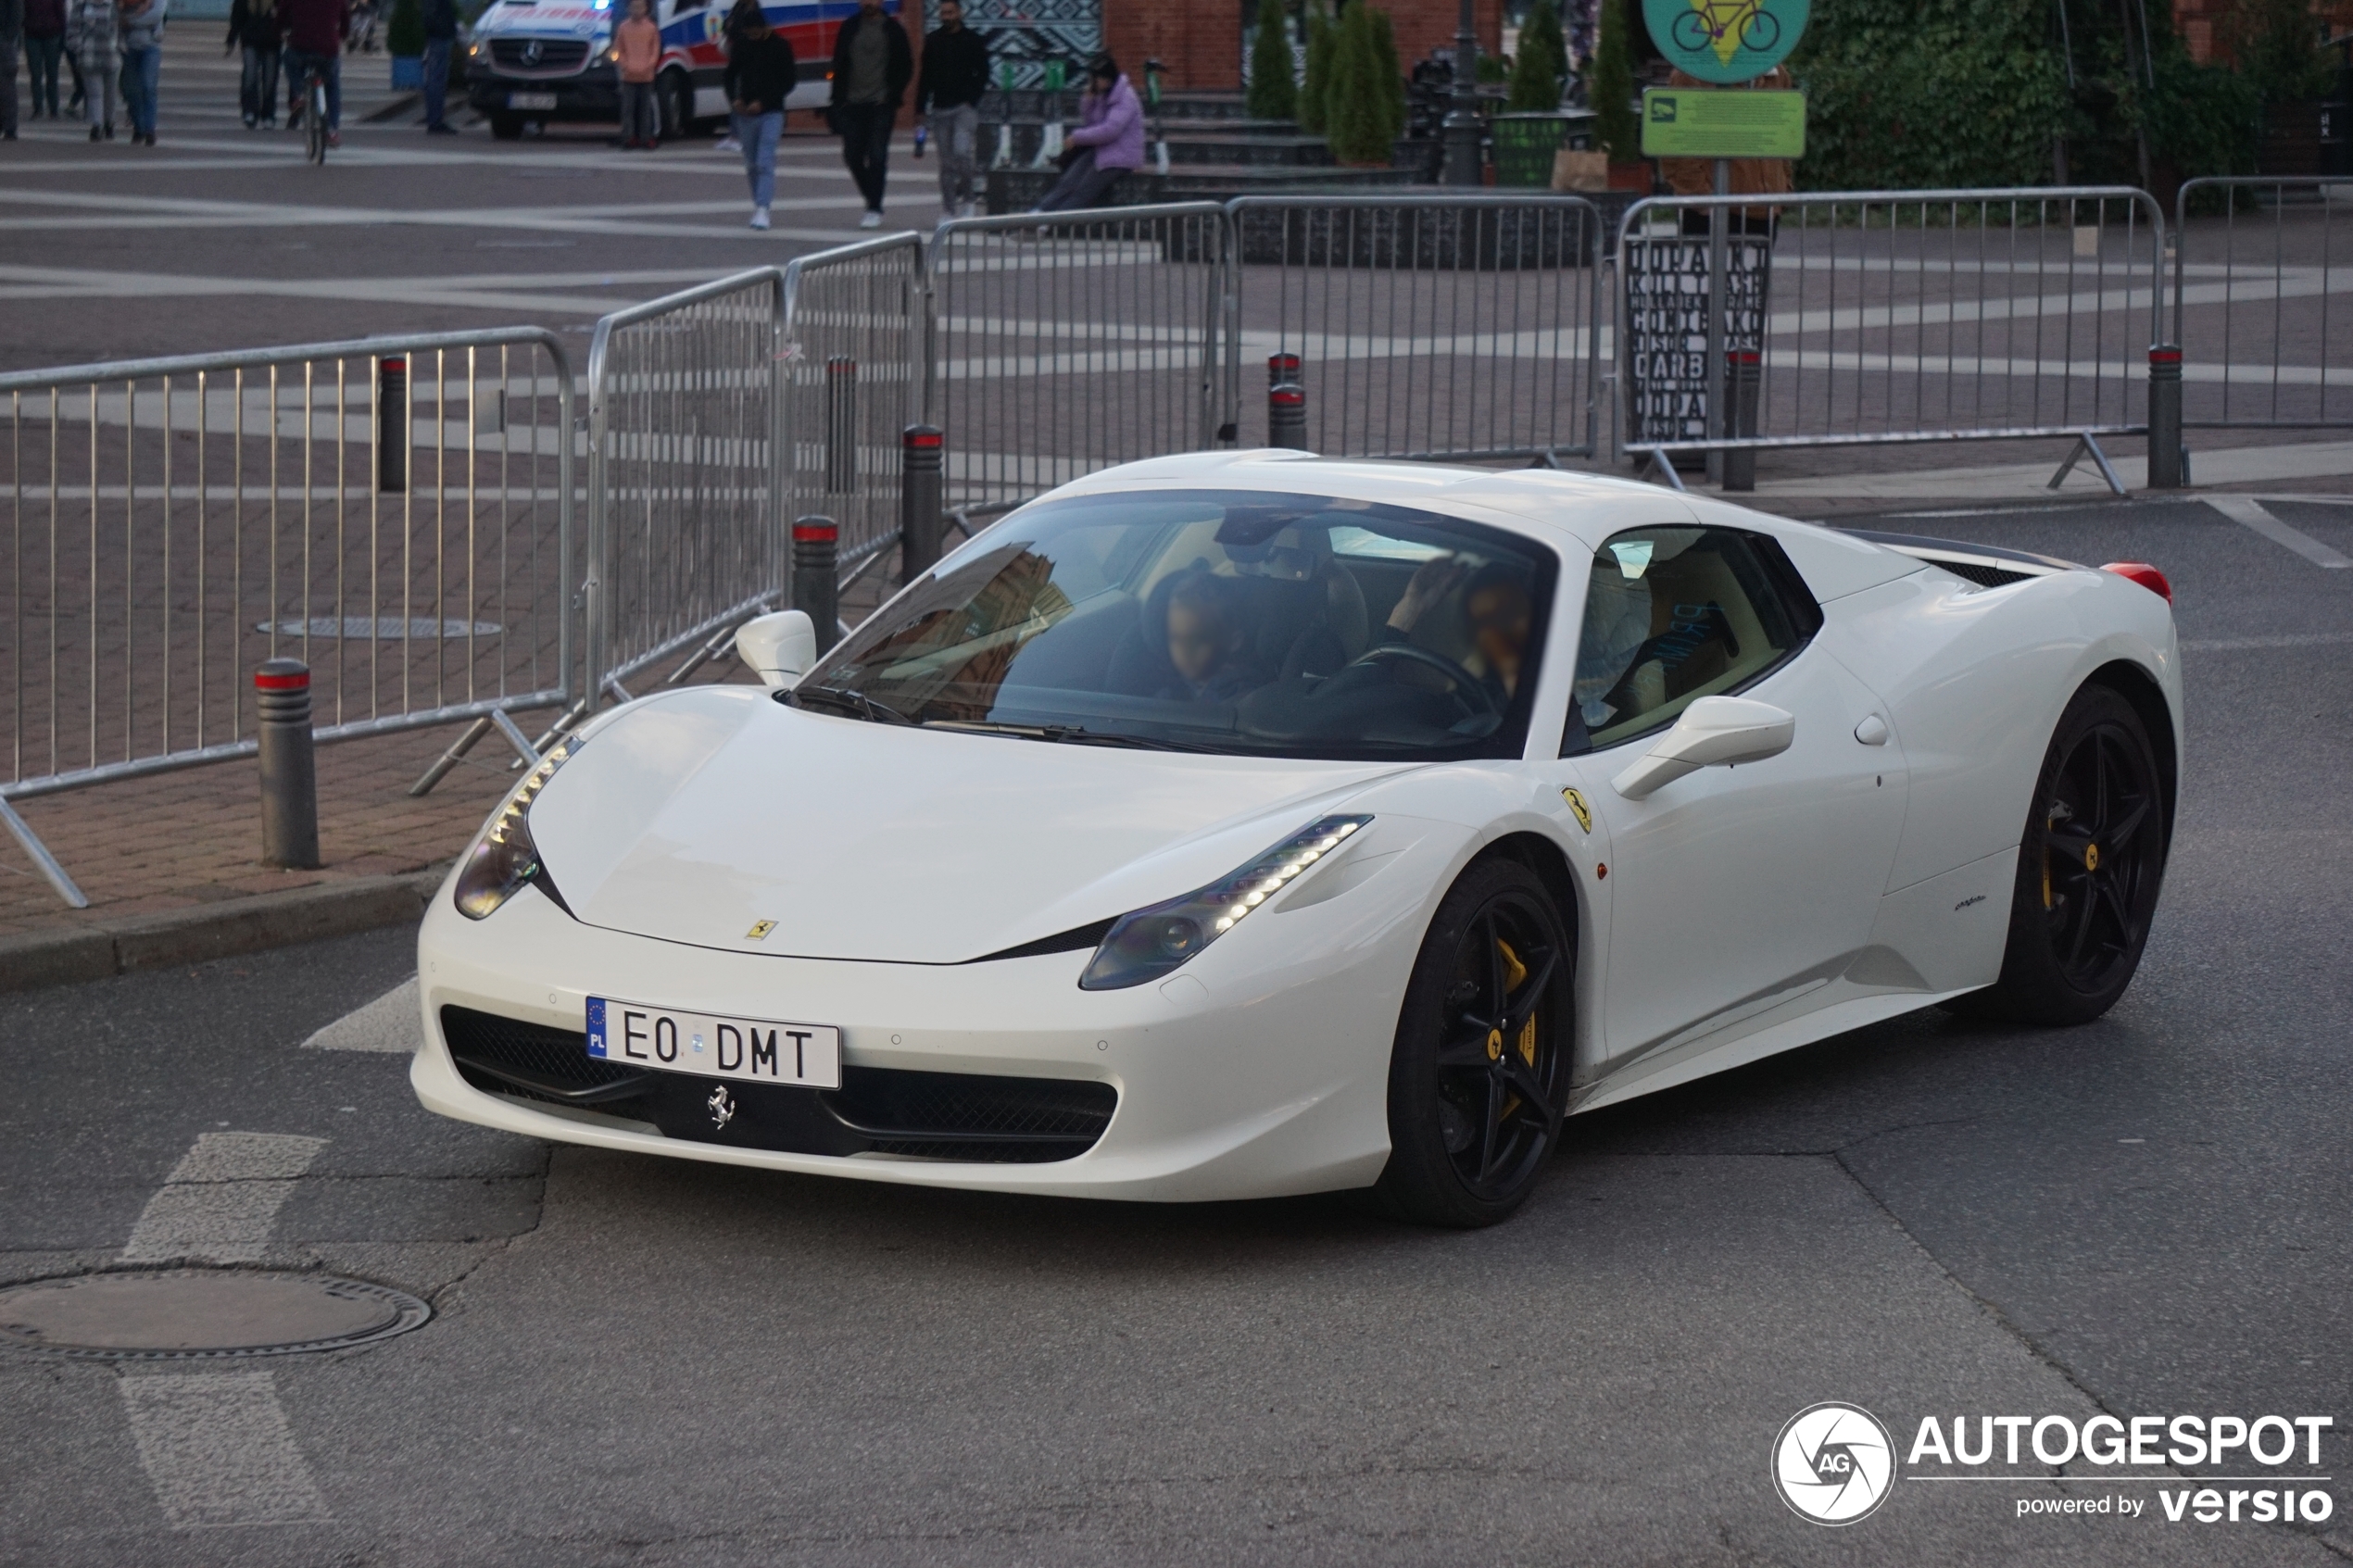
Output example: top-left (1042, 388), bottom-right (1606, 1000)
top-left (1332, 643), bottom-right (1498, 718)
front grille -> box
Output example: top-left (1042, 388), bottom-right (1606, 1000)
top-left (440, 1008), bottom-right (1115, 1161)
top-left (831, 1068), bottom-right (1116, 1142)
top-left (442, 1006), bottom-right (652, 1107)
top-left (489, 37), bottom-right (590, 74)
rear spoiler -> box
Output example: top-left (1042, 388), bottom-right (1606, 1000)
top-left (1840, 528), bottom-right (2077, 590)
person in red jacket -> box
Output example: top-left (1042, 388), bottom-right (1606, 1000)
top-left (278, 0), bottom-right (346, 144)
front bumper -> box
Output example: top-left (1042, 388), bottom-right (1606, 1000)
top-left (411, 858), bottom-right (1437, 1201)
top-left (466, 64), bottom-right (620, 119)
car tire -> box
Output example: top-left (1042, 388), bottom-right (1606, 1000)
top-left (1946, 683), bottom-right (2171, 1026)
top-left (489, 111), bottom-right (523, 141)
top-left (1371, 857), bottom-right (1574, 1228)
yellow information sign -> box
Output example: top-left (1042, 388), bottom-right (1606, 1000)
top-left (1638, 89), bottom-right (1806, 159)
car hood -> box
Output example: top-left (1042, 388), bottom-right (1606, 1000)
top-left (526, 686), bottom-right (1413, 963)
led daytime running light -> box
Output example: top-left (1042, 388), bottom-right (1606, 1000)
top-left (452, 734), bottom-right (586, 921)
top-left (1078, 815), bottom-right (1370, 991)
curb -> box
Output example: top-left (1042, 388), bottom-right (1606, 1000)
top-left (0, 867), bottom-right (449, 997)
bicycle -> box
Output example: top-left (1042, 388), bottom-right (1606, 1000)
top-left (1671, 0), bottom-right (1779, 56)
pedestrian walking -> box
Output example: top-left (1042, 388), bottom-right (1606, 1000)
top-left (612, 0), bottom-right (659, 148)
top-left (117, 0), bottom-right (163, 143)
top-left (226, 0), bottom-right (280, 126)
top-left (723, 0), bottom-right (793, 229)
top-left (26, 0), bottom-right (66, 119)
top-left (1, 0), bottom-right (22, 140)
top-left (1031, 53), bottom-right (1140, 214)
top-left (828, 0), bottom-right (909, 228)
top-left (915, 0), bottom-right (987, 218)
top-left (67, 0), bottom-right (118, 138)
top-left (278, 0), bottom-right (346, 144)
top-left (419, 0), bottom-right (454, 132)
top-left (711, 0), bottom-right (753, 152)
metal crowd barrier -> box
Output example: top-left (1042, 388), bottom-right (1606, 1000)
top-left (1616, 187), bottom-right (2167, 493)
top-left (1, 329), bottom-right (575, 907)
top-left (583, 266), bottom-right (787, 714)
top-left (781, 233), bottom-right (925, 593)
top-left (925, 203), bottom-right (1228, 523)
top-left (1225, 194), bottom-right (1607, 464)
top-left (2172, 177), bottom-right (2353, 454)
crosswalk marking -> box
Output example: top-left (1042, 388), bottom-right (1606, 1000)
top-left (304, 978), bottom-right (422, 1054)
top-left (118, 1373), bottom-right (333, 1528)
top-left (119, 1131), bottom-right (327, 1265)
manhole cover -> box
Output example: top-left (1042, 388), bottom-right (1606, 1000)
top-left (0, 1271), bottom-right (430, 1361)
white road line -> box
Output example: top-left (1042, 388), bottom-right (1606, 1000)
top-left (2180, 632), bottom-right (2353, 650)
top-left (2205, 495), bottom-right (2353, 568)
top-left (304, 978), bottom-right (422, 1054)
top-left (120, 1131), bottom-right (326, 1264)
top-left (118, 1373), bottom-right (332, 1528)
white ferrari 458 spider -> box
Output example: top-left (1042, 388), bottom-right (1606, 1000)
top-left (412, 454), bottom-right (2180, 1226)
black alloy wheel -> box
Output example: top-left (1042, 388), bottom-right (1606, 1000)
top-left (1374, 858), bottom-right (1574, 1227)
top-left (1951, 684), bottom-right (2170, 1025)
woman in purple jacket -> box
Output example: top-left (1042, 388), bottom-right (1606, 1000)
top-left (1031, 53), bottom-right (1142, 214)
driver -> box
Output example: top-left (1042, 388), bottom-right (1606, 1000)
top-left (1158, 572), bottom-right (1264, 702)
top-left (1381, 555), bottom-right (1534, 706)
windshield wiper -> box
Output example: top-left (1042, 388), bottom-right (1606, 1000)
top-left (787, 684), bottom-right (912, 725)
top-left (922, 720), bottom-right (1213, 752)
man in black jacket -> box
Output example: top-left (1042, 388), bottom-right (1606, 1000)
top-left (419, 0), bottom-right (455, 133)
top-left (914, 0), bottom-right (987, 218)
top-left (829, 0), bottom-right (911, 227)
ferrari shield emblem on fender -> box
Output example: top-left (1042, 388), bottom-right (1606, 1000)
top-left (707, 1085), bottom-right (736, 1130)
top-left (745, 919), bottom-right (776, 940)
top-left (1561, 787), bottom-right (1593, 834)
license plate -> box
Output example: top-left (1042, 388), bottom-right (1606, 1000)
top-left (508, 92), bottom-right (559, 109)
top-left (586, 997), bottom-right (841, 1089)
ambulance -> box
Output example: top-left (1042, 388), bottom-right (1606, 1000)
top-left (461, 0), bottom-right (891, 141)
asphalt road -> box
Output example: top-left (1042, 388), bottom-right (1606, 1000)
top-left (0, 33), bottom-right (937, 370)
top-left (1, 493), bottom-right (2347, 1565)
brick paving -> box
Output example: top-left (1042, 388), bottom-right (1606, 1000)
top-left (0, 664), bottom-right (760, 942)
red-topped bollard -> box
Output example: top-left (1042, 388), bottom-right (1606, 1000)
top-left (256, 659), bottom-right (321, 869)
top-left (793, 517), bottom-right (839, 656)
top-left (900, 424), bottom-right (945, 582)
top-left (1269, 382), bottom-right (1307, 451)
top-left (1267, 350), bottom-right (1302, 388)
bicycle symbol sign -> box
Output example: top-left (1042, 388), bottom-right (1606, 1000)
top-left (1641, 0), bottom-right (1807, 82)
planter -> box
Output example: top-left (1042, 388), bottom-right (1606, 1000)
top-left (1490, 111), bottom-right (1575, 187)
top-left (390, 54), bottom-right (423, 90)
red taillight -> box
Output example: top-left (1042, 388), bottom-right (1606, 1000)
top-left (2101, 561), bottom-right (2171, 603)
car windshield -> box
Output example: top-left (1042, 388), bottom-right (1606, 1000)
top-left (804, 489), bottom-right (1559, 760)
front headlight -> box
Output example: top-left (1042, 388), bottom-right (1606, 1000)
top-left (1078, 816), bottom-right (1370, 990)
top-left (452, 734), bottom-right (587, 920)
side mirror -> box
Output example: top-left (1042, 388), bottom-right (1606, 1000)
top-left (1610, 696), bottom-right (1796, 801)
top-left (735, 609), bottom-right (818, 690)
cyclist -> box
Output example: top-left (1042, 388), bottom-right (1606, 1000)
top-left (278, 0), bottom-right (345, 147)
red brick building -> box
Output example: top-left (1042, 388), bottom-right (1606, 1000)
top-left (1104, 0), bottom-right (1505, 93)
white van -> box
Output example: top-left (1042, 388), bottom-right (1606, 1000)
top-left (462, 0), bottom-right (882, 141)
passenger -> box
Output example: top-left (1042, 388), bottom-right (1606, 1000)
top-left (1159, 574), bottom-right (1260, 702)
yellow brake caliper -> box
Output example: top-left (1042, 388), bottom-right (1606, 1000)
top-left (1490, 938), bottom-right (1539, 1120)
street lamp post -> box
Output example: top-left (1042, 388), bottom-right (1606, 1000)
top-left (1442, 0), bottom-right (1481, 185)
